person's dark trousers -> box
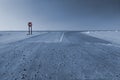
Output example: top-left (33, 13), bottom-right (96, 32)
top-left (28, 27), bottom-right (30, 35)
top-left (28, 27), bottom-right (32, 35)
top-left (30, 27), bottom-right (32, 35)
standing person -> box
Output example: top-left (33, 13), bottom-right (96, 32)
top-left (28, 22), bottom-right (32, 35)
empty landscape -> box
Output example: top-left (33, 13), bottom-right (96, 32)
top-left (0, 31), bottom-right (120, 80)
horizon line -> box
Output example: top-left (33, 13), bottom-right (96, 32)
top-left (0, 30), bottom-right (120, 32)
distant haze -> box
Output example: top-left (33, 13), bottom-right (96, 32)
top-left (0, 0), bottom-right (120, 31)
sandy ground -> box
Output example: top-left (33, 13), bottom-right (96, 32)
top-left (0, 31), bottom-right (120, 80)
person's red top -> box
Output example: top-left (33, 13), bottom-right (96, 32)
top-left (28, 22), bottom-right (32, 27)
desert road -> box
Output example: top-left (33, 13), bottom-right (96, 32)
top-left (0, 31), bottom-right (120, 80)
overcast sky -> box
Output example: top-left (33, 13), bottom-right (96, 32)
top-left (0, 0), bottom-right (120, 31)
